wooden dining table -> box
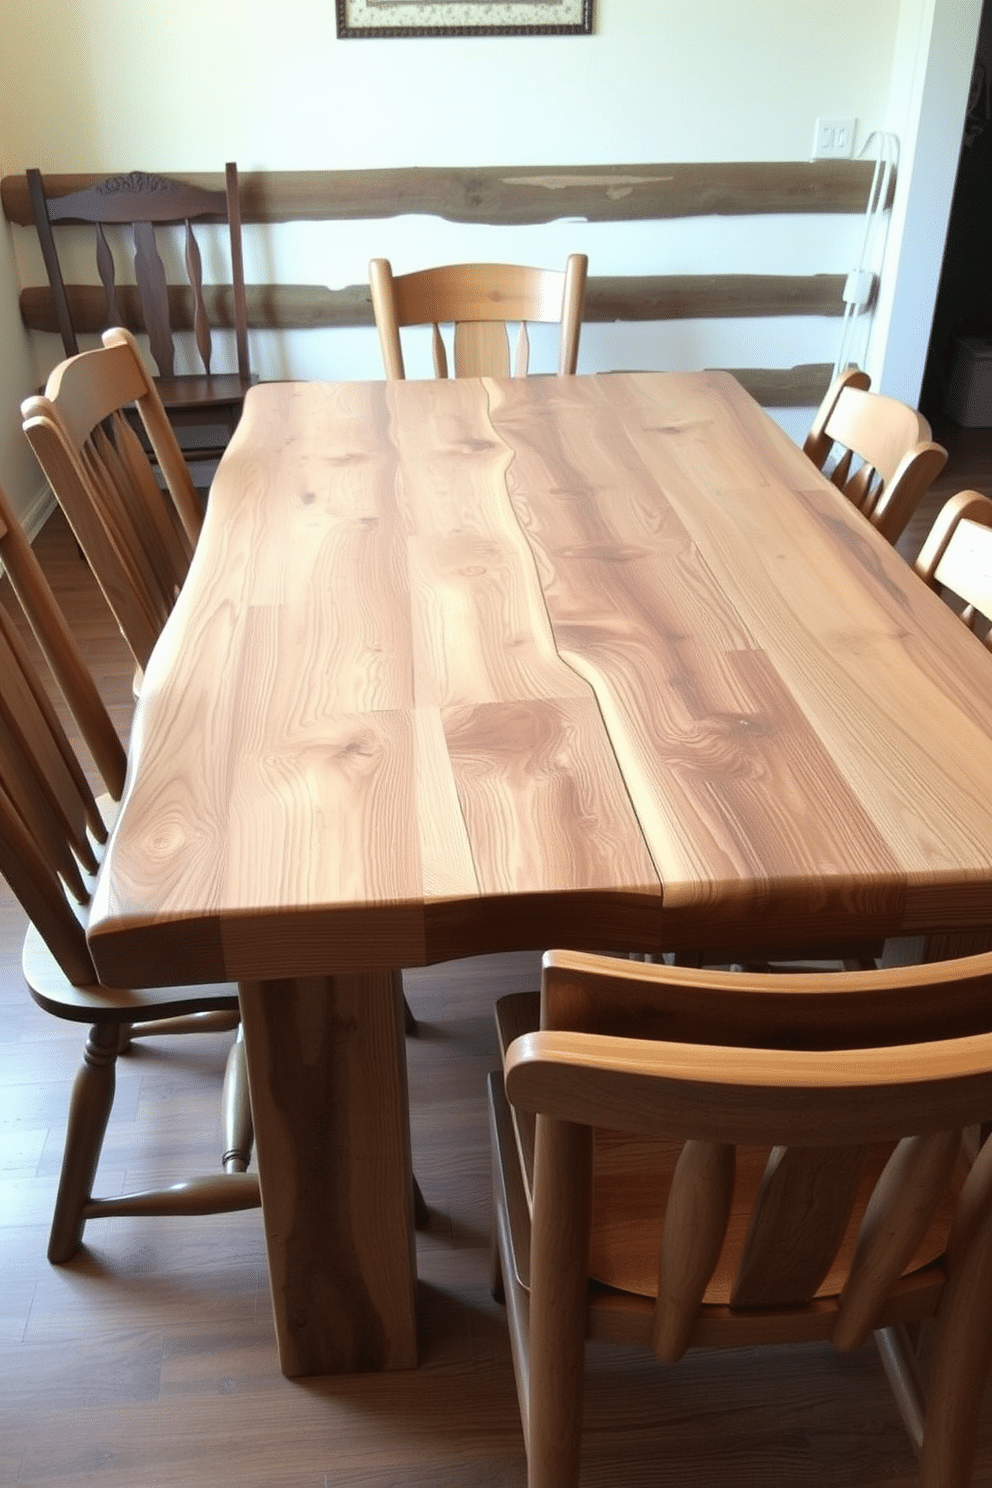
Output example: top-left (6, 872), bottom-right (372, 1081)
top-left (87, 369), bottom-right (992, 1379)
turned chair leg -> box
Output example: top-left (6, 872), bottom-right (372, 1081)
top-left (221, 1025), bottom-right (254, 1173)
top-left (48, 1022), bottom-right (120, 1263)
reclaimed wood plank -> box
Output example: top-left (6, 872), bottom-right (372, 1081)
top-left (17, 274), bottom-right (846, 337)
top-left (1, 160), bottom-right (877, 228)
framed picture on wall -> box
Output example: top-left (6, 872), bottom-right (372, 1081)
top-left (336, 1), bottom-right (593, 38)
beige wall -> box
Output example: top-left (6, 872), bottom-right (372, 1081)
top-left (0, 212), bottom-right (44, 526)
top-left (0, 0), bottom-right (979, 514)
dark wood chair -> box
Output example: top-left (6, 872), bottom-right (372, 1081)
top-left (0, 478), bottom-right (257, 1264)
top-left (491, 948), bottom-right (992, 1487)
top-left (369, 255), bottom-right (588, 379)
top-left (26, 163), bottom-right (254, 463)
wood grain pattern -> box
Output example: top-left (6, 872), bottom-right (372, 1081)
top-left (493, 951), bottom-right (992, 1487)
top-left (16, 275), bottom-right (847, 332)
top-left (1, 161), bottom-right (877, 228)
top-left (238, 971), bottom-right (416, 1376)
top-left (13, 477), bottom-right (992, 1487)
top-left (85, 371), bottom-right (992, 1379)
top-left (91, 371), bottom-right (992, 968)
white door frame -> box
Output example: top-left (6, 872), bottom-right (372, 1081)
top-left (870, 0), bottom-right (984, 403)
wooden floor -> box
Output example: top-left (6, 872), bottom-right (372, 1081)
top-left (3, 422), bottom-right (992, 1486)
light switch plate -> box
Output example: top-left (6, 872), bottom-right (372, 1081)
top-left (813, 117), bottom-right (856, 159)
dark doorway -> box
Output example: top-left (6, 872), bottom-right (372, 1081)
top-left (920, 0), bottom-right (992, 422)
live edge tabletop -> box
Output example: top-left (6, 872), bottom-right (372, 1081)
top-left (87, 371), bottom-right (992, 1377)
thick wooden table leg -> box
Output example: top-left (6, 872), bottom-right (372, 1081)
top-left (237, 969), bottom-right (418, 1376)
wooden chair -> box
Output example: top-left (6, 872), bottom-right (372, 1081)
top-left (21, 326), bottom-right (203, 670)
top-left (914, 490), bottom-right (992, 644)
top-left (490, 949), bottom-right (992, 1488)
top-left (26, 163), bottom-right (254, 461)
top-left (368, 255), bottom-right (588, 379)
top-left (801, 372), bottom-right (948, 544)
top-left (0, 479), bottom-right (257, 1264)
top-left (805, 364), bottom-right (872, 439)
top-left (21, 352), bottom-right (428, 1046)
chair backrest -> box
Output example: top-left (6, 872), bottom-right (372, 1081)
top-left (504, 949), bottom-right (992, 1354)
top-left (914, 490), bottom-right (992, 647)
top-left (803, 366), bottom-right (872, 462)
top-left (368, 254), bottom-right (588, 379)
top-left (0, 481), bottom-right (126, 800)
top-left (21, 327), bottom-right (203, 669)
top-left (0, 545), bottom-right (113, 991)
top-left (26, 164), bottom-right (250, 384)
top-left (802, 374), bottom-right (947, 543)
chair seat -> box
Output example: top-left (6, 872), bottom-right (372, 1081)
top-left (588, 1132), bottom-right (959, 1302)
top-left (494, 989), bottom-right (960, 1305)
top-left (22, 916), bottom-right (241, 1024)
top-left (155, 370), bottom-right (258, 414)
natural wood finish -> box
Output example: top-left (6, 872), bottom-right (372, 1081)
top-left (804, 365), bottom-right (872, 459)
top-left (17, 273), bottom-right (848, 334)
top-left (88, 373), bottom-right (992, 982)
top-left (835, 1131), bottom-right (963, 1350)
top-left (25, 164), bottom-right (254, 457)
top-left (9, 473), bottom-right (992, 1488)
top-left (730, 1145), bottom-right (867, 1309)
top-left (652, 1140), bottom-right (734, 1361)
top-left (914, 490), bottom-right (992, 644)
top-left (17, 277), bottom-right (838, 405)
top-left (238, 972), bottom-right (417, 1376)
top-left (369, 256), bottom-right (587, 378)
top-left (0, 489), bottom-right (257, 1263)
top-left (5, 161), bottom-right (873, 419)
top-left (725, 361), bottom-right (833, 407)
top-left (84, 371), bottom-right (992, 1380)
top-left (802, 374), bottom-right (948, 543)
top-left (1, 160), bottom-right (880, 228)
top-left (491, 949), bottom-right (992, 1487)
top-left (0, 480), bottom-right (126, 799)
top-left (21, 326), bottom-right (202, 669)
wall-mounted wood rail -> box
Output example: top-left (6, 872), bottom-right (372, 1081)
top-left (1, 160), bottom-right (881, 409)
top-left (17, 274), bottom-right (847, 335)
top-left (2, 160), bottom-right (876, 228)
top-left (13, 278), bottom-right (843, 408)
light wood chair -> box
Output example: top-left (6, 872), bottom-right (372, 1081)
top-left (26, 163), bottom-right (254, 463)
top-left (368, 255), bottom-right (588, 379)
top-left (805, 364), bottom-right (872, 440)
top-left (802, 372), bottom-right (948, 544)
top-left (21, 326), bottom-right (203, 670)
top-left (0, 479), bottom-right (257, 1264)
top-left (490, 949), bottom-right (992, 1488)
top-left (914, 490), bottom-right (992, 644)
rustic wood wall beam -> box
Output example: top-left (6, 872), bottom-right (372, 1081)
top-left (728, 364), bottom-right (833, 406)
top-left (18, 274), bottom-right (846, 339)
top-left (1, 161), bottom-right (877, 228)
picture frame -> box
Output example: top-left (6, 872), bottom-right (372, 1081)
top-left (335, 1), bottom-right (593, 39)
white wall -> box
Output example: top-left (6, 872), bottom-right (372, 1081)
top-left (870, 0), bottom-right (983, 401)
top-left (0, 0), bottom-right (903, 170)
top-left (0, 0), bottom-right (972, 512)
